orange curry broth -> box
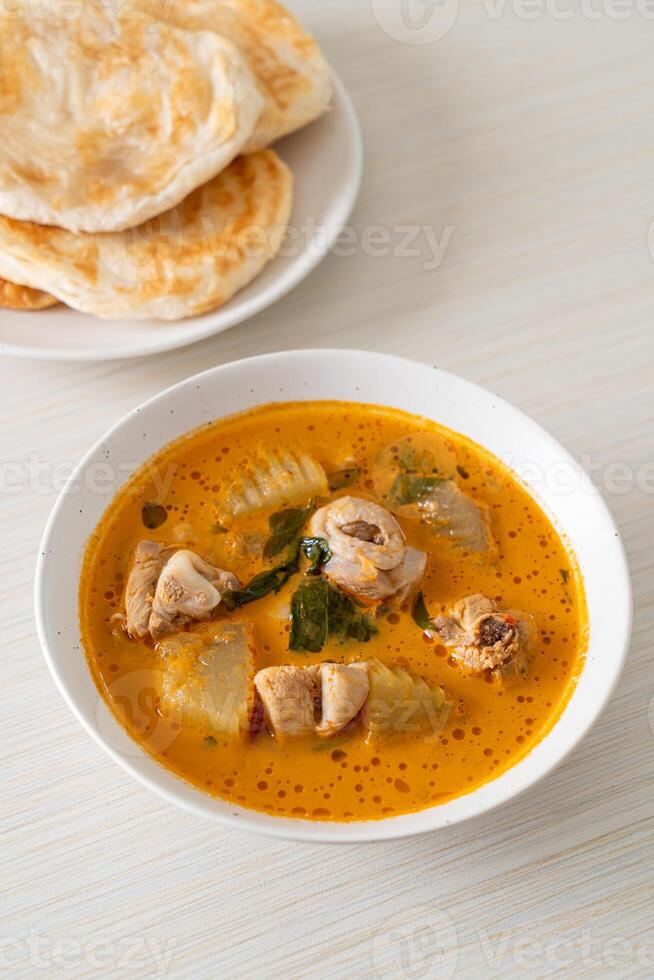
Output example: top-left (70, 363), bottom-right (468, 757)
top-left (80, 401), bottom-right (587, 822)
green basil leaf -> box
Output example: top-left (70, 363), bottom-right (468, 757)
top-left (141, 502), bottom-right (168, 530)
top-left (327, 467), bottom-right (361, 491)
top-left (395, 445), bottom-right (437, 474)
top-left (299, 536), bottom-right (332, 575)
top-left (263, 503), bottom-right (313, 559)
top-left (290, 578), bottom-right (377, 653)
top-left (412, 591), bottom-right (436, 631)
top-left (389, 473), bottom-right (441, 506)
top-left (223, 554), bottom-right (300, 609)
top-left (332, 586), bottom-right (377, 644)
top-left (289, 577), bottom-right (330, 652)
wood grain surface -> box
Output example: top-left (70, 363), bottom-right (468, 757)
top-left (1, 2), bottom-right (653, 977)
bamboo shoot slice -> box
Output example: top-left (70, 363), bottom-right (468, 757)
top-left (216, 447), bottom-right (328, 523)
top-left (159, 622), bottom-right (255, 737)
top-left (363, 659), bottom-right (445, 738)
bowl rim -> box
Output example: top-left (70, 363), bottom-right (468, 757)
top-left (34, 350), bottom-right (633, 842)
top-left (0, 70), bottom-right (363, 363)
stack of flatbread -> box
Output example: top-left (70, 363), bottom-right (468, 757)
top-left (0, 0), bottom-right (331, 319)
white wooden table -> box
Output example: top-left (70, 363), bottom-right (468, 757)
top-left (2, 3), bottom-right (653, 977)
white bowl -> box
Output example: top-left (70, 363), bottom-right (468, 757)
top-left (35, 351), bottom-right (632, 842)
top-left (0, 73), bottom-right (362, 362)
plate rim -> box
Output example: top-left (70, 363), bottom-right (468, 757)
top-left (0, 70), bottom-right (363, 363)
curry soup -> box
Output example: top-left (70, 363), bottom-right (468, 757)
top-left (80, 401), bottom-right (587, 822)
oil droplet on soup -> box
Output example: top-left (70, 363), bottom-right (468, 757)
top-left (79, 402), bottom-right (587, 822)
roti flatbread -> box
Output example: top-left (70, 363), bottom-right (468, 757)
top-left (0, 150), bottom-right (293, 321)
top-left (0, 0), bottom-right (263, 233)
top-left (129, 0), bottom-right (332, 152)
top-left (0, 279), bottom-right (57, 311)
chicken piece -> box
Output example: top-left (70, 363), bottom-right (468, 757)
top-left (311, 497), bottom-right (405, 568)
top-left (308, 496), bottom-right (427, 603)
top-left (149, 550), bottom-right (239, 641)
top-left (386, 546), bottom-right (428, 604)
top-left (254, 665), bottom-right (317, 738)
top-left (254, 657), bottom-right (445, 741)
top-left (362, 659), bottom-right (446, 738)
top-left (313, 662), bottom-right (369, 738)
top-left (432, 593), bottom-right (536, 675)
top-left (216, 447), bottom-right (328, 523)
top-left (159, 622), bottom-right (256, 737)
top-left (419, 481), bottom-right (495, 554)
top-left (254, 662), bottom-right (367, 740)
top-left (124, 541), bottom-right (166, 638)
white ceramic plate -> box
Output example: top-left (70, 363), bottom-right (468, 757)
top-left (0, 74), bottom-right (362, 362)
top-left (35, 351), bottom-right (632, 842)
